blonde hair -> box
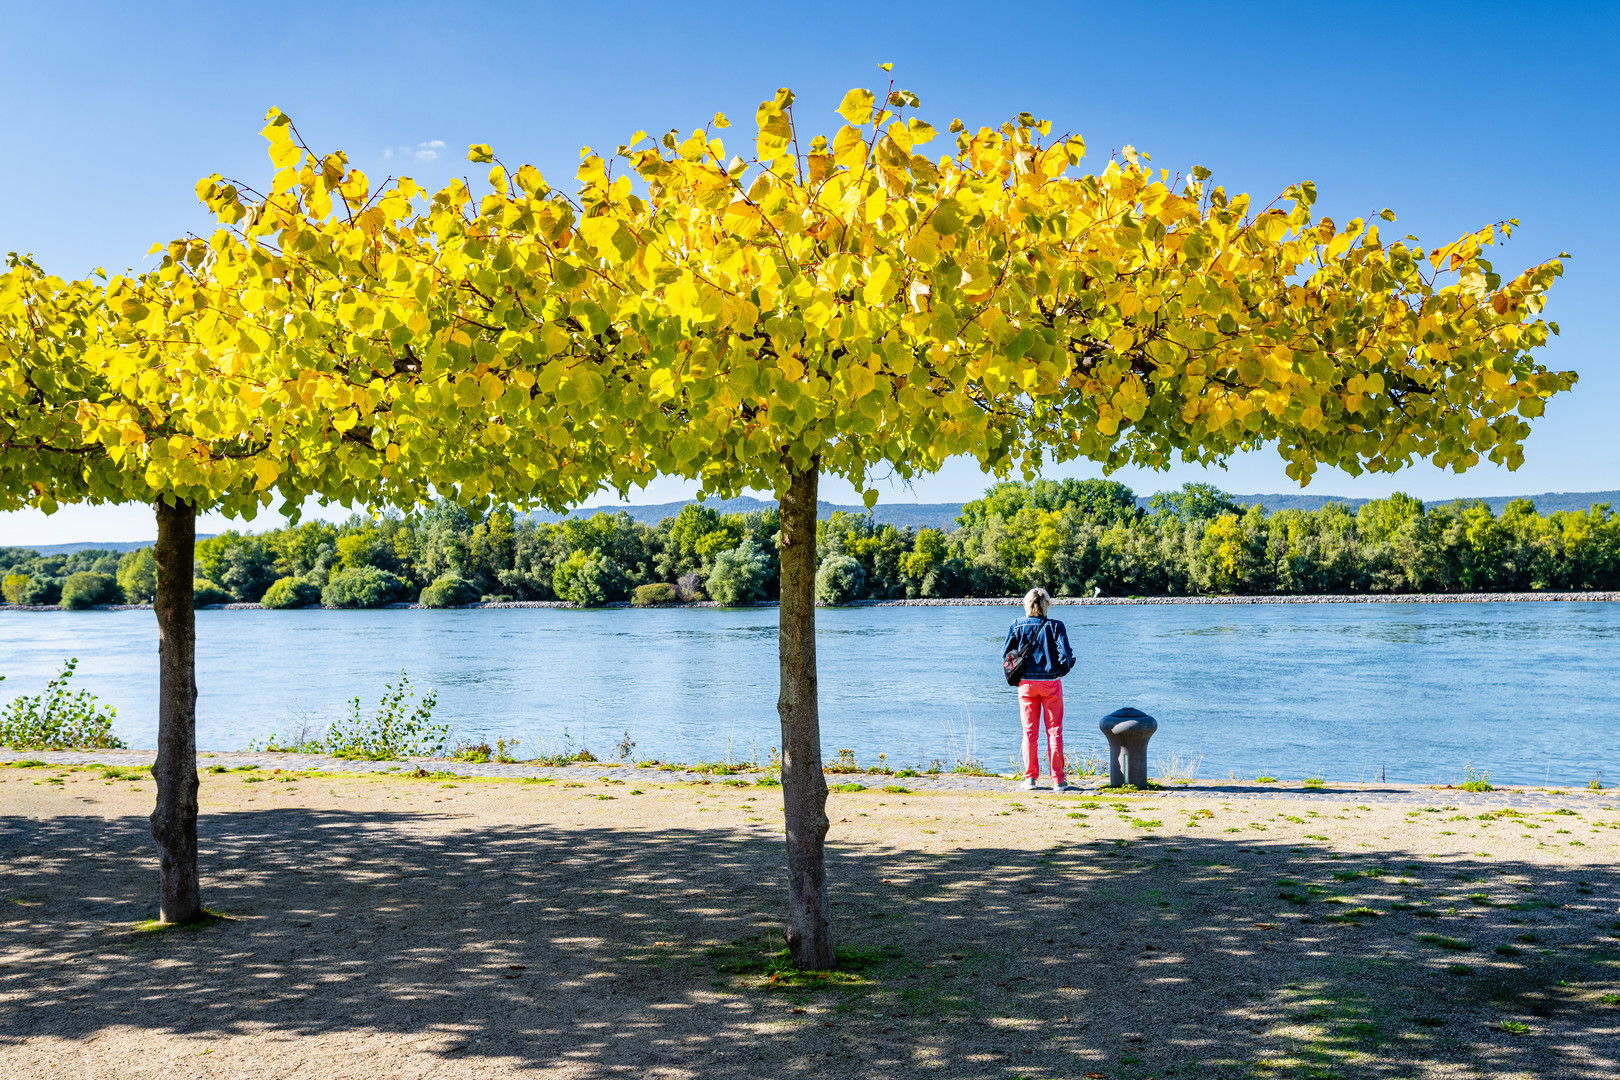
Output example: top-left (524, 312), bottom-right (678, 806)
top-left (1023, 588), bottom-right (1051, 617)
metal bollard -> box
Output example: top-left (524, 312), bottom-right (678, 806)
top-left (1099, 707), bottom-right (1158, 788)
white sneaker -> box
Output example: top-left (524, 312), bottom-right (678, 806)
top-left (1018, 777), bottom-right (1038, 791)
top-left (1053, 781), bottom-right (1073, 794)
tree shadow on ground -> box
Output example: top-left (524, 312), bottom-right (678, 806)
top-left (2, 806), bottom-right (1618, 1078)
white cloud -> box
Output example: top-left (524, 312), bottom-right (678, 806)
top-left (383, 140), bottom-right (446, 162)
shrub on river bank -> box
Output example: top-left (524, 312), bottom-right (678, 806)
top-left (632, 582), bottom-right (679, 606)
top-left (324, 673), bottom-right (445, 760)
top-left (60, 571), bottom-right (121, 609)
top-left (0, 659), bottom-right (126, 750)
top-left (261, 576), bottom-right (322, 609)
top-left (420, 573), bottom-right (480, 608)
top-left (322, 567), bottom-right (410, 609)
top-left (5, 480), bottom-right (1619, 609)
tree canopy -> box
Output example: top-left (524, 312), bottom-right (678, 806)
top-left (0, 72), bottom-right (1577, 952)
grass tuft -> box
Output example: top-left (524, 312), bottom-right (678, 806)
top-left (128, 909), bottom-right (231, 934)
top-left (1417, 933), bottom-right (1472, 951)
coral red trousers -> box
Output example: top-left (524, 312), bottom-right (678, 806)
top-left (1018, 679), bottom-right (1065, 783)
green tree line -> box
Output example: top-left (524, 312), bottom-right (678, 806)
top-left (4, 480), bottom-right (1617, 610)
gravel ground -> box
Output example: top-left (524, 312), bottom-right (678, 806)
top-left (2, 760), bottom-right (1618, 1079)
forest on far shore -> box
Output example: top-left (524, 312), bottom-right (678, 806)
top-left (2, 480), bottom-right (1618, 611)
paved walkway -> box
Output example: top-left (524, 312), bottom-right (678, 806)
top-left (5, 749), bottom-right (1613, 811)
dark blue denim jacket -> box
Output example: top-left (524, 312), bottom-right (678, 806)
top-left (1003, 615), bottom-right (1075, 681)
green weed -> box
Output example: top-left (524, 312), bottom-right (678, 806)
top-left (1460, 762), bottom-right (1494, 793)
top-left (1416, 934), bottom-right (1472, 951)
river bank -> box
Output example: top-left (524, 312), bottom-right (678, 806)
top-left (2, 760), bottom-right (1616, 1079)
top-left (2, 590), bottom-right (1618, 612)
top-left (5, 749), bottom-right (1620, 811)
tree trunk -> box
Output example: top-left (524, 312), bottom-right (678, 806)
top-left (777, 460), bottom-right (834, 969)
top-left (151, 497), bottom-right (202, 924)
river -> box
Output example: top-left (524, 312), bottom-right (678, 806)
top-left (2, 602), bottom-right (1617, 786)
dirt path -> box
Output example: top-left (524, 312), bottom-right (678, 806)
top-left (2, 761), bottom-right (1617, 1079)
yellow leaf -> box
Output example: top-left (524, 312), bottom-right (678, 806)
top-left (665, 279), bottom-right (701, 316)
top-left (755, 89), bottom-right (794, 161)
top-left (468, 143), bottom-right (494, 163)
top-left (833, 125), bottom-right (868, 170)
top-left (837, 88), bottom-right (875, 126)
top-left (267, 139), bottom-right (301, 170)
top-left (906, 118), bottom-right (937, 145)
top-left (864, 189), bottom-right (887, 223)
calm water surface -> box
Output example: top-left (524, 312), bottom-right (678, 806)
top-left (1, 604), bottom-right (1616, 786)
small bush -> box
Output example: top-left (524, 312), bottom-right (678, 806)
top-left (0, 659), bottom-right (126, 749)
top-left (815, 555), bottom-right (865, 605)
top-left (192, 579), bottom-right (234, 607)
top-left (831, 782), bottom-right (867, 793)
top-left (707, 537), bottom-right (771, 606)
top-left (1, 572), bottom-right (31, 605)
top-left (261, 576), bottom-right (323, 609)
top-left (825, 748), bottom-right (861, 774)
top-left (451, 740), bottom-right (493, 763)
top-left (632, 582), bottom-right (680, 606)
top-left (1461, 762), bottom-right (1494, 792)
top-left (674, 571), bottom-right (706, 602)
top-left (420, 573), bottom-right (481, 608)
top-left (247, 729), bottom-right (324, 752)
top-left (552, 551), bottom-right (627, 607)
top-left (530, 748), bottom-right (599, 767)
top-left (117, 548), bottom-right (157, 603)
top-left (6, 575), bottom-right (60, 605)
top-left (322, 566), bottom-right (410, 609)
top-left (324, 672), bottom-right (446, 760)
top-left (60, 571), bottom-right (122, 610)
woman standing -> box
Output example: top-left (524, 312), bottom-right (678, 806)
top-left (1003, 588), bottom-right (1076, 792)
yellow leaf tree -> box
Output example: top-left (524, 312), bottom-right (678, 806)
top-left (0, 118), bottom-right (509, 920)
top-left (183, 83), bottom-right (1574, 965)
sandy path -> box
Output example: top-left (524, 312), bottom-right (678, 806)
top-left (2, 762), bottom-right (1618, 1079)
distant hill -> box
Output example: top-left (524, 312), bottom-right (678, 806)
top-left (528, 497), bottom-right (966, 530)
top-left (1226, 490), bottom-right (1620, 515)
top-left (21, 540), bottom-right (168, 556)
top-left (5, 537), bottom-right (216, 556)
top-left (536, 489), bottom-right (1620, 531)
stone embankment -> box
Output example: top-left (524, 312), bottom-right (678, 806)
top-left (2, 591), bottom-right (1616, 613)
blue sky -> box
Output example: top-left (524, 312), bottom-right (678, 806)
top-left (1, 0), bottom-right (1615, 542)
